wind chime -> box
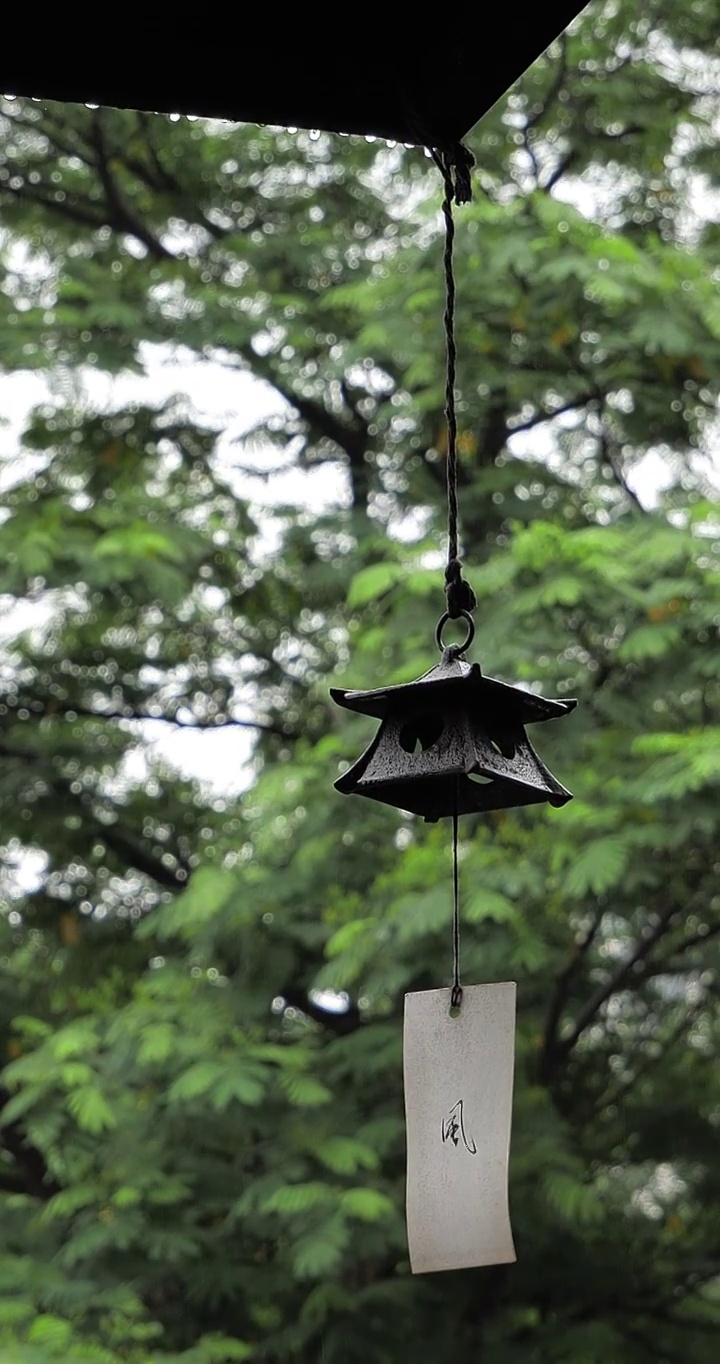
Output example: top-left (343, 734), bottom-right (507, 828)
top-left (4, 0), bottom-right (586, 1285)
top-left (331, 150), bottom-right (576, 1275)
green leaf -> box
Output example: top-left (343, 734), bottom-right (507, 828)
top-left (347, 563), bottom-right (401, 609)
top-left (261, 1182), bottom-right (333, 1215)
top-left (0, 1297), bottom-right (34, 1325)
top-left (340, 1188), bottom-right (394, 1222)
top-left (538, 574), bottom-right (584, 607)
top-left (137, 1022), bottom-right (177, 1064)
top-left (543, 1173), bottom-right (604, 1226)
top-left (59, 1062), bottom-right (95, 1088)
top-left (564, 837), bottom-right (630, 896)
top-left (143, 866), bottom-right (238, 940)
top-left (315, 1136), bottom-right (379, 1175)
top-left (66, 1086), bottom-right (117, 1134)
top-left (325, 918), bottom-right (376, 959)
top-left (111, 1186), bottom-right (142, 1208)
top-left (292, 1219), bottom-right (350, 1279)
top-left (617, 623), bottom-right (681, 662)
top-left (209, 1065), bottom-right (267, 1109)
top-left (280, 1073), bottom-right (332, 1108)
top-left (393, 889), bottom-right (448, 943)
top-left (0, 1088), bottom-right (45, 1124)
top-left (41, 1184), bottom-right (102, 1222)
top-left (195, 1339), bottom-right (253, 1363)
top-left (11, 1016), bottom-right (52, 1041)
top-left (167, 1058), bottom-right (265, 1109)
top-left (167, 1062), bottom-right (226, 1103)
top-left (50, 1021), bottom-right (98, 1059)
top-left (147, 1178), bottom-right (192, 1206)
top-left (465, 888), bottom-right (518, 924)
top-left (26, 1314), bottom-right (73, 1352)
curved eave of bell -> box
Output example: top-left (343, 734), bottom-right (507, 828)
top-left (333, 729), bottom-right (383, 795)
top-left (330, 666), bottom-right (577, 726)
top-left (330, 668), bottom-right (474, 721)
top-left (480, 679), bottom-right (577, 725)
top-left (335, 763), bottom-right (573, 821)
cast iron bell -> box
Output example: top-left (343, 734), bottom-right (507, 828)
top-left (331, 629), bottom-right (576, 823)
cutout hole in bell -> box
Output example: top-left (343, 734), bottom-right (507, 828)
top-left (468, 773), bottom-right (494, 786)
top-left (490, 734), bottom-right (516, 760)
top-left (399, 712), bottom-right (444, 755)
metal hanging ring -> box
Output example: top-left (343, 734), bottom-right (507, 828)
top-left (435, 610), bottom-right (475, 654)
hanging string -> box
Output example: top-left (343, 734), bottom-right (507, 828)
top-left (451, 807), bottom-right (462, 1011)
top-left (430, 151), bottom-right (475, 1014)
top-left (430, 146), bottom-right (477, 625)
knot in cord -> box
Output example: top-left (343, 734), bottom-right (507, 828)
top-left (444, 142), bottom-right (475, 206)
top-left (444, 558), bottom-right (477, 619)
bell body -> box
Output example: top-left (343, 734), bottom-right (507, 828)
top-left (331, 650), bottom-right (576, 823)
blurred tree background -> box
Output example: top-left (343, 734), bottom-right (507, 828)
top-left (0, 0), bottom-right (719, 1360)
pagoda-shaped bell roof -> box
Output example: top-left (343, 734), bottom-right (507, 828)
top-left (331, 649), bottom-right (576, 822)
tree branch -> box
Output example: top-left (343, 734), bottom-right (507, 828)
top-left (508, 390), bottom-right (601, 438)
top-left (137, 112), bottom-right (183, 193)
top-left (540, 906), bottom-right (605, 1081)
top-left (598, 420), bottom-right (646, 512)
top-left (0, 738), bottom-right (189, 890)
top-left (521, 34), bottom-right (569, 189)
top-left (97, 822), bottom-right (188, 890)
top-left (543, 149), bottom-right (580, 192)
top-left (660, 920), bottom-right (720, 962)
top-left (556, 903), bottom-right (681, 1059)
top-left (291, 390), bottom-right (370, 510)
top-left (88, 109), bottom-right (177, 261)
top-left (599, 1007), bottom-right (700, 1113)
top-left (119, 117), bottom-right (230, 243)
top-left (219, 354), bottom-right (372, 513)
top-left (0, 171), bottom-right (106, 231)
top-left (3, 106), bottom-right (203, 257)
top-left (4, 108), bottom-right (96, 166)
top-left (34, 696), bottom-right (294, 740)
top-left (527, 33), bottom-right (569, 133)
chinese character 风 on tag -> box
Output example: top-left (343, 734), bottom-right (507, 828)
top-left (441, 1099), bottom-right (477, 1154)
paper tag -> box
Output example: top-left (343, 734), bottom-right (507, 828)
top-left (403, 982), bottom-right (517, 1274)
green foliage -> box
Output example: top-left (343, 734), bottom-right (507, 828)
top-left (0, 2), bottom-right (718, 1361)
